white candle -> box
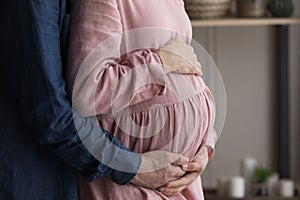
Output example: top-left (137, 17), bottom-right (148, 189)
top-left (229, 176), bottom-right (245, 198)
top-left (278, 179), bottom-right (294, 197)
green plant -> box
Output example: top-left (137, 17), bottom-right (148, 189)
top-left (254, 167), bottom-right (272, 183)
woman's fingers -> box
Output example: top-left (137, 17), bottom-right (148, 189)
top-left (163, 172), bottom-right (199, 188)
top-left (158, 172), bottom-right (200, 196)
top-left (172, 155), bottom-right (189, 166)
top-left (159, 185), bottom-right (186, 196)
top-left (182, 157), bottom-right (205, 172)
top-left (156, 39), bottom-right (202, 76)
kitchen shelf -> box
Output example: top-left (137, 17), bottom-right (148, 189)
top-left (204, 189), bottom-right (299, 199)
top-left (191, 17), bottom-right (300, 27)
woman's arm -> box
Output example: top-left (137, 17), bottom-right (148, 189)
top-left (68, 0), bottom-right (167, 116)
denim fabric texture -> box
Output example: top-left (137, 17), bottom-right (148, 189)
top-left (0, 0), bottom-right (141, 199)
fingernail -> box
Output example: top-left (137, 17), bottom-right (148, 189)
top-left (159, 188), bottom-right (165, 192)
top-left (185, 157), bottom-right (189, 163)
top-left (182, 164), bottom-right (189, 170)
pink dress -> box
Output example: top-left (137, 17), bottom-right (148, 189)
top-left (67, 0), bottom-right (217, 199)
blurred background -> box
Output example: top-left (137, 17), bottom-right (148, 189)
top-left (184, 0), bottom-right (300, 196)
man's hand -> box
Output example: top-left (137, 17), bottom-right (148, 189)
top-left (131, 150), bottom-right (189, 189)
top-left (158, 147), bottom-right (209, 196)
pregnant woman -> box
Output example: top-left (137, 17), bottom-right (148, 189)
top-left (67, 0), bottom-right (217, 199)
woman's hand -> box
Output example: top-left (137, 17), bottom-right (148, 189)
top-left (158, 147), bottom-right (209, 196)
top-left (156, 39), bottom-right (202, 76)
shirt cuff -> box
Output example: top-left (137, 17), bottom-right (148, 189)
top-left (79, 150), bottom-right (141, 185)
top-left (205, 129), bottom-right (217, 161)
top-left (73, 113), bottom-right (142, 184)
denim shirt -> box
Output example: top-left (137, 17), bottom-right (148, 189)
top-left (0, 0), bottom-right (141, 199)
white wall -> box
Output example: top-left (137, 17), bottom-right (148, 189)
top-left (192, 2), bottom-right (300, 187)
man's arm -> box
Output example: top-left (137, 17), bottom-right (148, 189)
top-left (1, 0), bottom-right (191, 187)
top-left (1, 0), bottom-right (140, 184)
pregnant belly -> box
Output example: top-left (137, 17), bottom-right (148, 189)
top-left (98, 74), bottom-right (211, 160)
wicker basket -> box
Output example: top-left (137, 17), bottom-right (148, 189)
top-left (184, 0), bottom-right (230, 19)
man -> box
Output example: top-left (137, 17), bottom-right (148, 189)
top-left (0, 0), bottom-right (209, 199)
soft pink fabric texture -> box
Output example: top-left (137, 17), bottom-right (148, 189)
top-left (67, 0), bottom-right (217, 199)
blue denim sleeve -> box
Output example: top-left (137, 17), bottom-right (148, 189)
top-left (8, 0), bottom-right (141, 184)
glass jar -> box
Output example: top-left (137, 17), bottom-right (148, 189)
top-left (236, 0), bottom-right (266, 18)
